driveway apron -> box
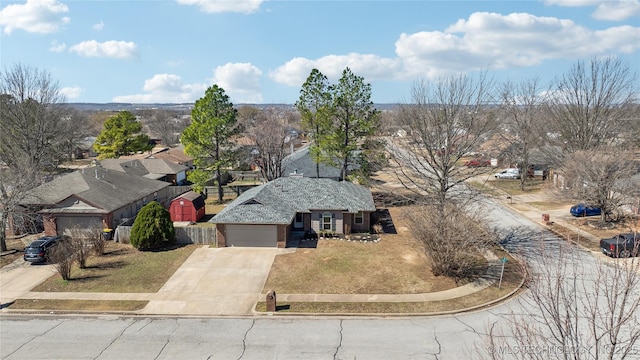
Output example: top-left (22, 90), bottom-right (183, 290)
top-left (140, 246), bottom-right (290, 316)
top-left (0, 260), bottom-right (56, 307)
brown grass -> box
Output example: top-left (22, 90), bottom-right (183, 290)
top-left (256, 248), bottom-right (523, 313)
top-left (263, 207), bottom-right (481, 295)
top-left (547, 223), bottom-right (601, 251)
top-left (486, 179), bottom-right (547, 195)
top-left (0, 237), bottom-right (28, 268)
top-left (32, 242), bottom-right (197, 293)
top-left (9, 299), bottom-right (147, 311)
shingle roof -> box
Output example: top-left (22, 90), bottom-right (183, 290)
top-left (282, 146), bottom-right (343, 179)
top-left (100, 158), bottom-right (187, 177)
top-left (26, 167), bottom-right (169, 212)
top-left (210, 177), bottom-right (376, 225)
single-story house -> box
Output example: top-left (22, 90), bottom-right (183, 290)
top-left (210, 176), bottom-right (376, 248)
top-left (100, 158), bottom-right (188, 185)
top-left (147, 145), bottom-right (194, 169)
top-left (169, 191), bottom-right (205, 222)
top-left (23, 166), bottom-right (176, 236)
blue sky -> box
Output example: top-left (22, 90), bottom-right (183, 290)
top-left (1, 0), bottom-right (639, 104)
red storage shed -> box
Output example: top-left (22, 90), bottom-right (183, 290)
top-left (170, 191), bottom-right (205, 222)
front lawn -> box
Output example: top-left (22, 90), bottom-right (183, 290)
top-left (263, 207), bottom-right (481, 295)
top-left (486, 179), bottom-right (547, 195)
top-left (32, 242), bottom-right (197, 293)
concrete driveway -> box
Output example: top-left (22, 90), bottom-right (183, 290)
top-left (0, 259), bottom-right (56, 307)
top-left (140, 246), bottom-right (293, 316)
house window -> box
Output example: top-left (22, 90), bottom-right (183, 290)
top-left (322, 212), bottom-right (332, 231)
top-left (355, 211), bottom-right (364, 224)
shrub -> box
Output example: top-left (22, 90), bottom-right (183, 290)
top-left (49, 238), bottom-right (75, 280)
top-left (130, 201), bottom-right (176, 250)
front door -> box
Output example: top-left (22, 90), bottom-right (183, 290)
top-left (294, 213), bottom-right (303, 229)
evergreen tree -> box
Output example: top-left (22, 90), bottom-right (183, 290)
top-left (295, 69), bottom-right (333, 178)
top-left (94, 111), bottom-right (152, 159)
top-left (181, 85), bottom-right (240, 201)
top-left (328, 68), bottom-right (379, 180)
top-left (130, 201), bottom-right (175, 250)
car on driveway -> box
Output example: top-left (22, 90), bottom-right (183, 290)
top-left (494, 168), bottom-right (520, 179)
top-left (600, 233), bottom-right (639, 258)
top-left (23, 236), bottom-right (64, 263)
top-left (569, 203), bottom-right (602, 217)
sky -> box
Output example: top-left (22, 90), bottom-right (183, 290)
top-left (1, 0), bottom-right (639, 105)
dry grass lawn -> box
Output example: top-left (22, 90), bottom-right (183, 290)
top-left (33, 242), bottom-right (197, 293)
top-left (257, 246), bottom-right (524, 313)
top-left (263, 207), bottom-right (480, 295)
top-left (486, 179), bottom-right (547, 195)
top-left (10, 299), bottom-right (147, 312)
top-left (0, 237), bottom-right (29, 268)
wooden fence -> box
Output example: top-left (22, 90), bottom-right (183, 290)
top-left (114, 225), bottom-right (216, 246)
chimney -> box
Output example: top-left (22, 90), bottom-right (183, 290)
top-left (95, 169), bottom-right (99, 179)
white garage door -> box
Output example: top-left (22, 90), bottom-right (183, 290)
top-left (226, 224), bottom-right (277, 247)
top-left (56, 216), bottom-right (102, 236)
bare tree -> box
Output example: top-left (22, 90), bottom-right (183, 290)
top-left (59, 107), bottom-right (92, 162)
top-left (545, 57), bottom-right (638, 153)
top-left (48, 237), bottom-right (75, 280)
top-left (247, 107), bottom-right (291, 181)
top-left (67, 226), bottom-right (99, 269)
top-left (0, 64), bottom-right (67, 251)
top-left (403, 203), bottom-right (496, 281)
top-left (559, 148), bottom-right (637, 223)
top-left (146, 110), bottom-right (182, 147)
top-left (0, 64), bottom-right (67, 168)
top-left (499, 77), bottom-right (547, 191)
top-left (392, 73), bottom-right (498, 209)
top-left (481, 240), bottom-right (640, 360)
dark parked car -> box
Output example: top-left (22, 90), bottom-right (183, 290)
top-left (23, 236), bottom-right (64, 263)
top-left (569, 203), bottom-right (602, 217)
top-left (600, 233), bottom-right (639, 258)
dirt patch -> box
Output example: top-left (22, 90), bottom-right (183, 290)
top-left (567, 217), bottom-right (639, 239)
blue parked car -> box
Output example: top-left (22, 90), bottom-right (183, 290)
top-left (570, 203), bottom-right (602, 217)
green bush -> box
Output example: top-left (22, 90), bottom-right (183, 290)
top-left (130, 201), bottom-right (176, 250)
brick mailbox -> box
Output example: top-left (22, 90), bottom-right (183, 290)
top-left (266, 290), bottom-right (277, 312)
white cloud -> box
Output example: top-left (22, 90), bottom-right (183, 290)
top-left (212, 62), bottom-right (263, 103)
top-left (69, 40), bottom-right (138, 59)
top-left (113, 74), bottom-right (207, 103)
top-left (0, 0), bottom-right (69, 34)
top-left (272, 11), bottom-right (640, 86)
top-left (545, 0), bottom-right (640, 21)
top-left (93, 20), bottom-right (104, 30)
top-left (176, 0), bottom-right (263, 14)
top-left (270, 54), bottom-right (402, 86)
top-left (60, 86), bottom-right (83, 99)
top-left (592, 0), bottom-right (640, 21)
top-left (49, 39), bottom-right (66, 52)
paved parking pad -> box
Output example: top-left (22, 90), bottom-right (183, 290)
top-left (140, 246), bottom-right (292, 316)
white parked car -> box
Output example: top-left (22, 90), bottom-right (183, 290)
top-left (494, 168), bottom-right (520, 179)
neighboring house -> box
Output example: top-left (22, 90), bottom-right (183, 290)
top-left (23, 167), bottom-right (175, 236)
top-left (100, 158), bottom-right (188, 185)
top-left (210, 176), bottom-right (376, 248)
top-left (148, 145), bottom-right (194, 169)
top-left (169, 191), bottom-right (205, 222)
top-left (282, 145), bottom-right (351, 181)
top-left (73, 136), bottom-right (98, 159)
